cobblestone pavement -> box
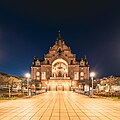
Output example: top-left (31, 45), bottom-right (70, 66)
top-left (0, 91), bottom-right (120, 120)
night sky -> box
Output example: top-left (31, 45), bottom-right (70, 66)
top-left (0, 1), bottom-right (120, 77)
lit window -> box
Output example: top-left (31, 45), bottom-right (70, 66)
top-left (74, 72), bottom-right (79, 80)
top-left (37, 77), bottom-right (40, 80)
top-left (36, 72), bottom-right (40, 76)
top-left (41, 72), bottom-right (46, 79)
top-left (80, 72), bottom-right (84, 77)
top-left (80, 77), bottom-right (84, 80)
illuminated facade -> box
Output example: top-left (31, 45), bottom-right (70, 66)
top-left (31, 33), bottom-right (89, 91)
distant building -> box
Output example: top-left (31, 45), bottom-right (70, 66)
top-left (31, 32), bottom-right (89, 91)
top-left (96, 76), bottom-right (120, 92)
top-left (100, 76), bottom-right (120, 86)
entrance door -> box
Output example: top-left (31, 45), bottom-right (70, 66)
top-left (64, 84), bottom-right (69, 91)
top-left (51, 84), bottom-right (56, 91)
top-left (57, 85), bottom-right (62, 91)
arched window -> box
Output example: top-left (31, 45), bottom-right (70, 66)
top-left (58, 47), bottom-right (62, 53)
top-left (47, 60), bottom-right (49, 64)
top-left (52, 59), bottom-right (68, 78)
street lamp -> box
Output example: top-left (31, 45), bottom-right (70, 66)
top-left (90, 72), bottom-right (96, 97)
top-left (25, 73), bottom-right (31, 96)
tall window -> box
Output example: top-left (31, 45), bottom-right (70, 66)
top-left (74, 72), bottom-right (79, 80)
top-left (41, 72), bottom-right (46, 79)
top-left (36, 72), bottom-right (40, 76)
top-left (80, 72), bottom-right (84, 77)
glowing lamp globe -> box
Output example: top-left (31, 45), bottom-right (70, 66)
top-left (90, 72), bottom-right (95, 77)
top-left (25, 73), bottom-right (30, 78)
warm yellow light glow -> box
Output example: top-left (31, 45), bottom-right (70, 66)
top-left (52, 58), bottom-right (68, 66)
top-left (25, 73), bottom-right (30, 78)
top-left (90, 72), bottom-right (95, 77)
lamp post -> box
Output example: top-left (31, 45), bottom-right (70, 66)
top-left (9, 85), bottom-right (11, 97)
top-left (45, 82), bottom-right (48, 92)
top-left (25, 73), bottom-right (31, 96)
top-left (90, 72), bottom-right (95, 97)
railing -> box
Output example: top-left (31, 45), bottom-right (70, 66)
top-left (74, 89), bottom-right (90, 96)
top-left (34, 90), bottom-right (46, 95)
top-left (50, 77), bottom-right (70, 80)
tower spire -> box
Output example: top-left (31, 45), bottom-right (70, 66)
top-left (58, 30), bottom-right (61, 39)
top-left (55, 30), bottom-right (64, 44)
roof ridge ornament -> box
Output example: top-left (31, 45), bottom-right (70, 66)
top-left (58, 30), bottom-right (61, 38)
top-left (55, 30), bottom-right (65, 45)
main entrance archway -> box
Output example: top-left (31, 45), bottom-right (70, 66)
top-left (48, 80), bottom-right (71, 91)
top-left (52, 58), bottom-right (68, 78)
top-left (49, 59), bottom-right (71, 91)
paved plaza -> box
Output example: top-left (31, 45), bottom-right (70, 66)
top-left (0, 92), bottom-right (120, 120)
